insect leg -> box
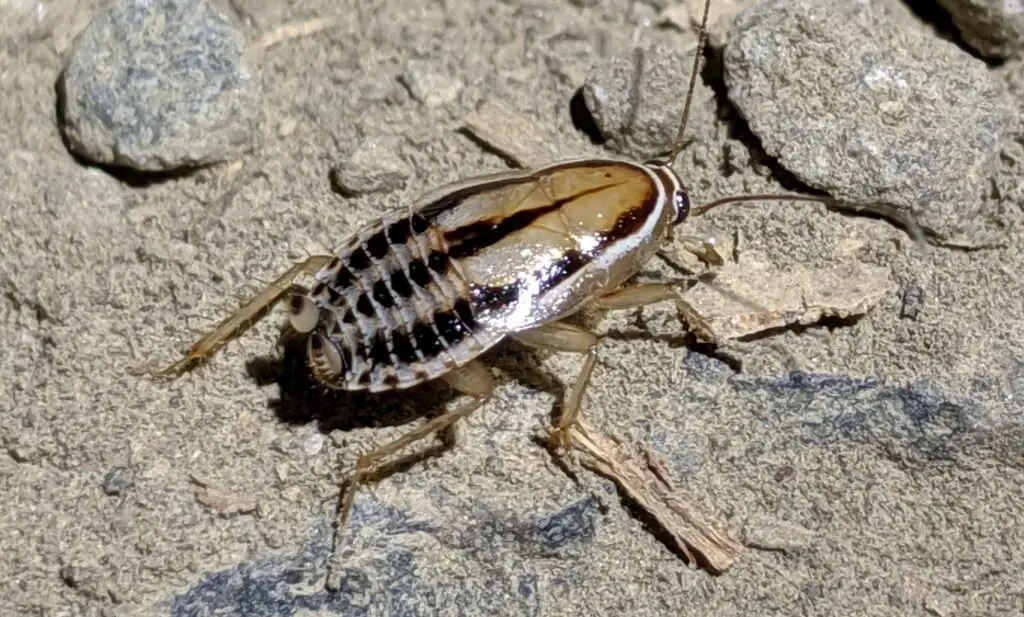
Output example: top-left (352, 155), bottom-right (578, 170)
top-left (335, 360), bottom-right (493, 529)
top-left (135, 254), bottom-right (335, 379)
top-left (595, 283), bottom-right (719, 344)
top-left (675, 235), bottom-right (726, 268)
top-left (511, 322), bottom-right (599, 456)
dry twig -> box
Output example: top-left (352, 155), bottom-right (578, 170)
top-left (568, 419), bottom-right (743, 573)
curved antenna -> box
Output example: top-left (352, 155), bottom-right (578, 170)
top-left (692, 193), bottom-right (928, 245)
top-left (669, 0), bottom-right (713, 164)
top-left (692, 193), bottom-right (835, 217)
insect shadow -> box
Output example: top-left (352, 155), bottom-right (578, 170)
top-left (244, 325), bottom-right (571, 437)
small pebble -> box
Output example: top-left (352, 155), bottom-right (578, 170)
top-left (301, 431), bottom-right (326, 457)
top-left (59, 0), bottom-right (262, 171)
top-left (102, 466), bottom-right (135, 496)
top-left (330, 135), bottom-right (410, 196)
top-left (900, 284), bottom-right (925, 320)
top-left (399, 61), bottom-right (464, 107)
top-left (724, 0), bottom-right (1010, 245)
top-left (741, 514), bottom-right (817, 553)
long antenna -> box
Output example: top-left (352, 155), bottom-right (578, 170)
top-left (692, 193), bottom-right (928, 245)
top-left (670, 0), bottom-right (712, 164)
top-left (692, 194), bottom-right (834, 217)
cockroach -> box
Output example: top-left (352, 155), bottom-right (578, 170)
top-left (137, 0), bottom-right (829, 532)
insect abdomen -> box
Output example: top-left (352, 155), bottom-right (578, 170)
top-left (305, 214), bottom-right (497, 392)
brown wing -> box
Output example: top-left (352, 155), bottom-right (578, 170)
top-left (421, 159), bottom-right (667, 332)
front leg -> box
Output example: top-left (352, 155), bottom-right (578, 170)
top-left (595, 283), bottom-right (719, 344)
top-left (512, 322), bottom-right (599, 456)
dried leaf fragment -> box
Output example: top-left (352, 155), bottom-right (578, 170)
top-left (683, 260), bottom-right (893, 340)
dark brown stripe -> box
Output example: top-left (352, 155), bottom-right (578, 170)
top-left (537, 250), bottom-right (589, 296)
top-left (386, 219), bottom-right (412, 244)
top-left (356, 294), bottom-right (374, 317)
top-left (348, 247), bottom-right (371, 270)
top-left (434, 309), bottom-right (468, 345)
top-left (407, 259), bottom-right (431, 288)
top-left (453, 298), bottom-right (476, 330)
top-left (325, 285), bottom-right (342, 304)
top-left (472, 283), bottom-right (521, 312)
top-left (410, 214), bottom-right (430, 234)
top-left (444, 185), bottom-right (611, 259)
top-left (427, 250), bottom-right (448, 274)
top-left (520, 193), bottom-right (659, 300)
top-left (369, 332), bottom-right (391, 365)
top-left (417, 160), bottom-right (628, 220)
top-left (389, 269), bottom-right (414, 298)
top-left (468, 250), bottom-right (589, 316)
top-left (313, 282), bottom-right (341, 304)
top-left (391, 329), bottom-right (419, 363)
top-left (333, 265), bottom-right (355, 288)
top-left (340, 345), bottom-right (353, 371)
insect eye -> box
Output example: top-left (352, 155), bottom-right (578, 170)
top-left (673, 190), bottom-right (691, 225)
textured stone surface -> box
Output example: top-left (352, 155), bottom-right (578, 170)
top-left (583, 43), bottom-right (716, 160)
top-left (59, 0), bottom-right (262, 171)
top-left (937, 0), bottom-right (1024, 59)
top-left (724, 0), bottom-right (1010, 245)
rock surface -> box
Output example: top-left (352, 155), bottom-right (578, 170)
top-left (583, 44), bottom-right (716, 160)
top-left (937, 0), bottom-right (1024, 59)
top-left (59, 0), bottom-right (262, 171)
top-left (724, 0), bottom-right (1010, 245)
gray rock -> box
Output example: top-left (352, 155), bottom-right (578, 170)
top-left (59, 0), bottom-right (262, 171)
top-left (583, 44), bottom-right (716, 160)
top-left (330, 135), bottom-right (411, 196)
top-left (102, 466), bottom-right (135, 496)
top-left (724, 0), bottom-right (1010, 244)
top-left (936, 0), bottom-right (1024, 59)
top-left (399, 60), bottom-right (465, 107)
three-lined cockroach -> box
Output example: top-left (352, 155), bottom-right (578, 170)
top-left (137, 0), bottom-right (823, 531)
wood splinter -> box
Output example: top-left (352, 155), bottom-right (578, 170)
top-left (565, 418), bottom-right (743, 573)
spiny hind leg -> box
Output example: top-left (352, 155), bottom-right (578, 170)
top-left (335, 361), bottom-right (494, 530)
top-left (512, 322), bottom-right (599, 456)
top-left (596, 282), bottom-right (718, 344)
top-left (134, 254), bottom-right (335, 379)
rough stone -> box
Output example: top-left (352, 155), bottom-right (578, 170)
top-left (937, 0), bottom-right (1024, 59)
top-left (724, 0), bottom-right (1010, 245)
top-left (59, 0), bottom-right (262, 171)
top-left (583, 43), bottom-right (716, 160)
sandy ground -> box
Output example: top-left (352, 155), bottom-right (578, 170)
top-left (1, 1), bottom-right (1023, 616)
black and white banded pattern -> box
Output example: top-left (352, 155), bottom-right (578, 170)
top-left (302, 213), bottom-right (487, 392)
